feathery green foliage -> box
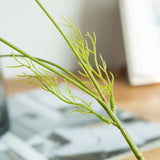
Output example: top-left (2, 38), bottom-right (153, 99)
top-left (0, 0), bottom-right (145, 159)
top-left (9, 52), bottom-right (114, 125)
top-left (62, 17), bottom-right (116, 112)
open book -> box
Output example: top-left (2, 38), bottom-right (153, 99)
top-left (1, 84), bottom-right (160, 160)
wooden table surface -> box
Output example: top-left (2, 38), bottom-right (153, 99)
top-left (5, 76), bottom-right (160, 160)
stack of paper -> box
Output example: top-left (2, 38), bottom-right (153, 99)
top-left (1, 85), bottom-right (160, 160)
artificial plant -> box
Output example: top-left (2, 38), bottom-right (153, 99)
top-left (0, 0), bottom-right (145, 159)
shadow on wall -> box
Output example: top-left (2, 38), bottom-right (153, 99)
top-left (78, 0), bottom-right (126, 71)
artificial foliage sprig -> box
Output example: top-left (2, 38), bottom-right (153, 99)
top-left (0, 0), bottom-right (145, 159)
top-left (9, 52), bottom-right (114, 125)
top-left (63, 17), bottom-right (116, 112)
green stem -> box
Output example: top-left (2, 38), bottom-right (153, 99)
top-left (97, 100), bottom-right (145, 160)
top-left (0, 38), bottom-right (115, 129)
top-left (0, 37), bottom-right (95, 99)
top-left (119, 123), bottom-right (145, 160)
top-left (0, 54), bottom-right (92, 92)
top-left (35, 0), bottom-right (107, 103)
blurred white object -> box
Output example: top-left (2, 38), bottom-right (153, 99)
top-left (119, 0), bottom-right (160, 85)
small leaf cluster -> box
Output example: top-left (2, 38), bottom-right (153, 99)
top-left (63, 17), bottom-right (116, 112)
top-left (9, 51), bottom-right (115, 125)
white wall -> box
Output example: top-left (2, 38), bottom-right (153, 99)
top-left (0, 0), bottom-right (125, 79)
top-left (119, 0), bottom-right (160, 85)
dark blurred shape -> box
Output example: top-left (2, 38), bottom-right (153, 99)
top-left (0, 62), bottom-right (9, 136)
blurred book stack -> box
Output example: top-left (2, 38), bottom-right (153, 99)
top-left (0, 85), bottom-right (160, 160)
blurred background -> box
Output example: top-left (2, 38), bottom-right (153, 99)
top-left (0, 0), bottom-right (160, 85)
top-left (0, 0), bottom-right (125, 79)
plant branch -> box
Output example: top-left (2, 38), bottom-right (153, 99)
top-left (0, 1), bottom-right (146, 159)
top-left (35, 0), bottom-right (107, 104)
top-left (0, 36), bottom-right (145, 160)
top-left (0, 54), bottom-right (94, 93)
top-left (0, 37), bottom-right (110, 114)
